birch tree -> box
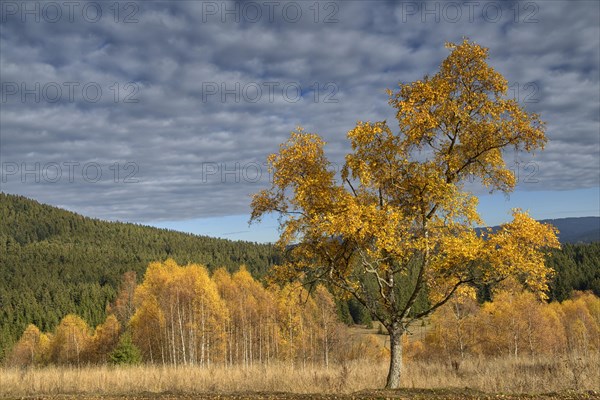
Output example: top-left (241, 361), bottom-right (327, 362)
top-left (251, 39), bottom-right (560, 388)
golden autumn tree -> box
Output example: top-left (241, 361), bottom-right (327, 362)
top-left (476, 282), bottom-right (572, 358)
top-left (250, 39), bottom-right (560, 388)
top-left (421, 287), bottom-right (479, 362)
top-left (88, 314), bottom-right (121, 363)
top-left (109, 271), bottom-right (137, 329)
top-left (130, 259), bottom-right (228, 366)
top-left (7, 324), bottom-right (50, 366)
top-left (50, 314), bottom-right (91, 365)
top-left (312, 284), bottom-right (344, 367)
top-left (554, 293), bottom-right (600, 354)
top-left (212, 268), bottom-right (238, 366)
top-left (275, 283), bottom-right (319, 367)
top-left (214, 266), bottom-right (279, 368)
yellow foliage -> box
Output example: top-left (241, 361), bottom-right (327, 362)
top-left (413, 287), bottom-right (600, 361)
top-left (88, 314), bottom-right (121, 363)
top-left (130, 259), bottom-right (229, 366)
top-left (50, 314), bottom-right (91, 365)
top-left (250, 38), bottom-right (559, 343)
top-left (6, 324), bottom-right (47, 366)
top-left (345, 334), bottom-right (389, 362)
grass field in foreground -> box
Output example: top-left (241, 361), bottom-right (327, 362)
top-left (1, 389), bottom-right (600, 400)
top-left (1, 353), bottom-right (599, 399)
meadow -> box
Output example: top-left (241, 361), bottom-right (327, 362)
top-left (1, 353), bottom-right (599, 399)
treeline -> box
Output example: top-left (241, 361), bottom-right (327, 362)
top-left (0, 193), bottom-right (280, 360)
top-left (9, 264), bottom-right (600, 368)
top-left (408, 280), bottom-right (600, 361)
top-left (1, 193), bottom-right (599, 361)
top-left (6, 260), bottom-right (382, 367)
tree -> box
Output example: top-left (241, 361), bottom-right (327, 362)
top-left (6, 324), bottom-right (49, 366)
top-left (475, 281), bottom-right (570, 358)
top-left (214, 266), bottom-right (278, 368)
top-left (49, 314), bottom-right (91, 365)
top-left (250, 39), bottom-right (560, 388)
top-left (274, 283), bottom-right (318, 367)
top-left (88, 314), bottom-right (121, 363)
top-left (421, 287), bottom-right (479, 362)
top-left (109, 271), bottom-right (137, 330)
top-left (109, 332), bottom-right (141, 365)
top-left (312, 285), bottom-right (342, 367)
top-left (130, 259), bottom-right (228, 366)
top-left (556, 292), bottom-right (600, 354)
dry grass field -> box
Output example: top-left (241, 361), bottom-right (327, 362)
top-left (1, 390), bottom-right (599, 400)
top-left (1, 353), bottom-right (599, 400)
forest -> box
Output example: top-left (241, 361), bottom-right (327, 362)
top-left (6, 260), bottom-right (378, 368)
top-left (5, 260), bottom-right (600, 379)
top-left (7, 258), bottom-right (600, 367)
top-left (410, 281), bottom-right (600, 361)
top-left (0, 192), bottom-right (280, 360)
top-left (1, 192), bottom-right (600, 367)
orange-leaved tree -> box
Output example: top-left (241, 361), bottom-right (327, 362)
top-left (250, 39), bottom-right (560, 389)
top-left (130, 260), bottom-right (229, 366)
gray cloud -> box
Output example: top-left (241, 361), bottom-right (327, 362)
top-left (1, 0), bottom-right (598, 222)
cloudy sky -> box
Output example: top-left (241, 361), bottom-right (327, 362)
top-left (1, 0), bottom-right (598, 242)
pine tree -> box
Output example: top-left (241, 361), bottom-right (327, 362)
top-left (109, 333), bottom-right (141, 365)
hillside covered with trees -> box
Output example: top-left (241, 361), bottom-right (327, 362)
top-left (0, 193), bottom-right (280, 360)
top-left (1, 192), bottom-right (599, 362)
top-left (7, 260), bottom-right (376, 368)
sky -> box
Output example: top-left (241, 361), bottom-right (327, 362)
top-left (1, 0), bottom-right (599, 243)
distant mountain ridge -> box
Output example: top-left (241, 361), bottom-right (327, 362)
top-left (481, 217), bottom-right (600, 244)
top-left (538, 217), bottom-right (600, 243)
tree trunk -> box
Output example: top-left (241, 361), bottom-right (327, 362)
top-left (385, 326), bottom-right (403, 389)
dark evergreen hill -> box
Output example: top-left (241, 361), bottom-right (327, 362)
top-left (547, 242), bottom-right (600, 302)
top-left (0, 192), bottom-right (280, 360)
